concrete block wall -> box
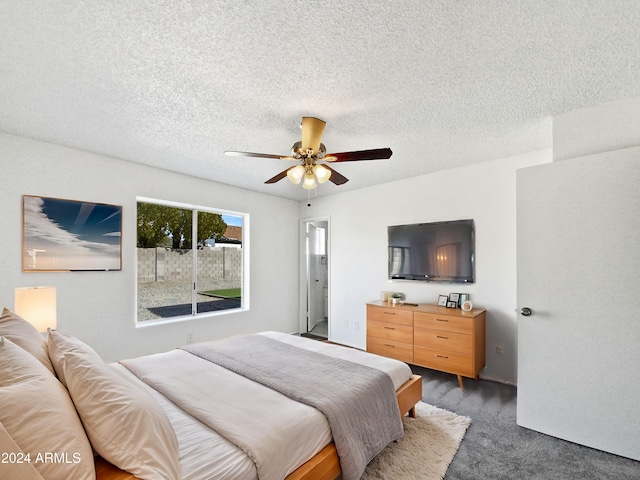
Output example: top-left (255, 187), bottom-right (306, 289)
top-left (137, 248), bottom-right (242, 284)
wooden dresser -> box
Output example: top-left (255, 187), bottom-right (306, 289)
top-left (366, 301), bottom-right (486, 389)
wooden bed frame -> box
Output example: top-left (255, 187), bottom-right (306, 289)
top-left (94, 374), bottom-right (423, 480)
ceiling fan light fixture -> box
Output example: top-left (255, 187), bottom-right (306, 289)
top-left (225, 117), bottom-right (392, 189)
top-left (286, 165), bottom-right (305, 184)
top-left (302, 171), bottom-right (317, 189)
top-left (313, 164), bottom-right (331, 184)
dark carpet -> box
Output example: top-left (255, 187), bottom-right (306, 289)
top-left (411, 365), bottom-right (640, 480)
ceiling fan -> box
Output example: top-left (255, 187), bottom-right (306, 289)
top-left (224, 117), bottom-right (392, 189)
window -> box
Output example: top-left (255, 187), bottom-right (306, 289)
top-left (136, 197), bottom-right (248, 324)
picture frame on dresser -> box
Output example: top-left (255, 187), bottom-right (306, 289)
top-left (438, 295), bottom-right (448, 306)
top-left (459, 293), bottom-right (470, 305)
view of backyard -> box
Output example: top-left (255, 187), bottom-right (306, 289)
top-left (136, 201), bottom-right (244, 322)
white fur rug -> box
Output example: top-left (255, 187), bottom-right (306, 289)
top-left (361, 402), bottom-right (471, 480)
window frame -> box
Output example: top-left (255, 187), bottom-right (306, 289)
top-left (135, 196), bottom-right (250, 327)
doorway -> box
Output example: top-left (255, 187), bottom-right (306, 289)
top-left (300, 218), bottom-right (329, 339)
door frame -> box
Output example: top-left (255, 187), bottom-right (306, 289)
top-left (298, 216), bottom-right (330, 337)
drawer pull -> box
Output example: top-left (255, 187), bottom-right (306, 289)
top-left (436, 335), bottom-right (448, 339)
top-left (435, 318), bottom-right (448, 322)
top-left (436, 354), bottom-right (448, 359)
top-left (383, 326), bottom-right (395, 330)
top-left (383, 312), bottom-right (396, 315)
top-left (384, 344), bottom-right (395, 348)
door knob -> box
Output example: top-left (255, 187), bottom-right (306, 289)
top-left (520, 307), bottom-right (532, 316)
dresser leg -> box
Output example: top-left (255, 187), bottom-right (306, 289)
top-left (457, 375), bottom-right (464, 390)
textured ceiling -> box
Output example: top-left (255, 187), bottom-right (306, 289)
top-left (1, 1), bottom-right (640, 201)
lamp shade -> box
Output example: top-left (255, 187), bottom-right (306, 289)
top-left (313, 164), bottom-right (331, 184)
top-left (302, 171), bottom-right (317, 189)
top-left (286, 165), bottom-right (305, 184)
top-left (14, 286), bottom-right (57, 332)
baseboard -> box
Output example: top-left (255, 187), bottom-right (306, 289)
top-left (479, 375), bottom-right (517, 386)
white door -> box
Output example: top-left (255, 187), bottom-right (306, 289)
top-left (516, 150), bottom-right (640, 460)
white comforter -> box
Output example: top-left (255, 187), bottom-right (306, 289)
top-left (114, 332), bottom-right (413, 480)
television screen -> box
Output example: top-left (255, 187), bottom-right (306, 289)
top-left (388, 219), bottom-right (474, 283)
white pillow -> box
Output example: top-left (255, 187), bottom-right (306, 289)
top-left (0, 308), bottom-right (55, 375)
top-left (0, 337), bottom-right (95, 480)
top-left (47, 329), bottom-right (180, 480)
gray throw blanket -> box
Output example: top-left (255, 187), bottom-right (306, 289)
top-left (183, 334), bottom-right (403, 480)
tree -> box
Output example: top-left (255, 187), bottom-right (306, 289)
top-left (137, 202), bottom-right (170, 248)
top-left (136, 203), bottom-right (228, 249)
top-left (164, 207), bottom-right (192, 249)
top-left (197, 211), bottom-right (227, 245)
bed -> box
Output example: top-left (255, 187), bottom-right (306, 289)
top-left (0, 308), bottom-right (422, 480)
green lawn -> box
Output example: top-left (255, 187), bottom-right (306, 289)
top-left (199, 288), bottom-right (242, 299)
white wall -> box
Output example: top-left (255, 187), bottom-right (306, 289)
top-left (0, 132), bottom-right (300, 362)
top-left (302, 150), bottom-right (551, 384)
top-left (553, 96), bottom-right (640, 161)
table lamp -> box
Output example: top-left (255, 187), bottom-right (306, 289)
top-left (14, 286), bottom-right (57, 332)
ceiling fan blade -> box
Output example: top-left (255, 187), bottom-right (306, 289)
top-left (264, 167), bottom-right (292, 184)
top-left (301, 117), bottom-right (326, 155)
top-left (325, 148), bottom-right (392, 162)
top-left (225, 150), bottom-right (284, 159)
top-left (323, 165), bottom-right (349, 185)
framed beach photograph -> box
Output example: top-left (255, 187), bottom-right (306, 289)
top-left (23, 195), bottom-right (122, 271)
top-left (438, 294), bottom-right (448, 306)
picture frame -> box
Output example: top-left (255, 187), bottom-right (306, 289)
top-left (23, 195), bottom-right (122, 272)
top-left (448, 293), bottom-right (460, 304)
top-left (438, 294), bottom-right (448, 306)
top-left (447, 301), bottom-right (457, 308)
top-left (459, 293), bottom-right (470, 306)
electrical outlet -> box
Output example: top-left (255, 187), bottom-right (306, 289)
top-left (496, 346), bottom-right (503, 355)
top-left (186, 332), bottom-right (193, 344)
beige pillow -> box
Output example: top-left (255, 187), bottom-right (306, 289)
top-left (48, 329), bottom-right (180, 480)
top-left (0, 337), bottom-right (95, 480)
top-left (0, 308), bottom-right (55, 375)
top-left (0, 422), bottom-right (45, 480)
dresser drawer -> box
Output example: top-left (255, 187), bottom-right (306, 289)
top-left (367, 320), bottom-right (413, 344)
top-left (414, 312), bottom-right (472, 334)
top-left (367, 336), bottom-right (413, 363)
top-left (414, 346), bottom-right (473, 377)
top-left (367, 305), bottom-right (413, 326)
top-left (414, 327), bottom-right (471, 354)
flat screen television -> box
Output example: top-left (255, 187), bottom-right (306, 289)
top-left (388, 219), bottom-right (475, 283)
